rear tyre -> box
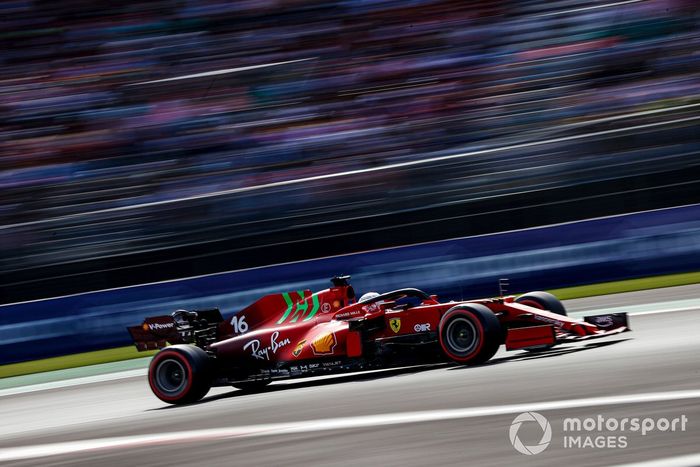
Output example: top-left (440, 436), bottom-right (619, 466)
top-left (438, 304), bottom-right (502, 365)
top-left (149, 345), bottom-right (213, 404)
top-left (515, 291), bottom-right (566, 351)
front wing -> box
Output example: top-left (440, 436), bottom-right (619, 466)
top-left (506, 312), bottom-right (630, 350)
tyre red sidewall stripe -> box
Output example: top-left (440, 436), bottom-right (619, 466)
top-left (439, 309), bottom-right (485, 362)
top-left (149, 350), bottom-right (194, 402)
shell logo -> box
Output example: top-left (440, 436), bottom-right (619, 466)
top-left (311, 332), bottom-right (337, 355)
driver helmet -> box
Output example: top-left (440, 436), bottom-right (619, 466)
top-left (359, 291), bottom-right (380, 303)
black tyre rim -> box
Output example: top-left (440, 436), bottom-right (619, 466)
top-left (445, 317), bottom-right (479, 355)
top-left (155, 358), bottom-right (187, 395)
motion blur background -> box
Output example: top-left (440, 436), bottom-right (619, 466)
top-left (2, 0), bottom-right (700, 306)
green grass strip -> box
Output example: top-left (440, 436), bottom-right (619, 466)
top-left (2, 270), bottom-right (699, 379)
top-left (0, 346), bottom-right (156, 379)
top-left (546, 271), bottom-right (700, 300)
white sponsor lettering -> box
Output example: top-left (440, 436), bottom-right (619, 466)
top-left (533, 315), bottom-right (563, 326)
top-left (336, 309), bottom-right (363, 319)
top-left (414, 323), bottom-right (431, 332)
top-left (243, 331), bottom-right (291, 361)
top-left (231, 314), bottom-right (249, 334)
top-left (148, 322), bottom-right (174, 331)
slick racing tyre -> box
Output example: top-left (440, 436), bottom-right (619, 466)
top-left (439, 304), bottom-right (502, 365)
top-left (515, 291), bottom-right (567, 317)
top-left (515, 291), bottom-right (567, 352)
top-left (149, 345), bottom-right (213, 404)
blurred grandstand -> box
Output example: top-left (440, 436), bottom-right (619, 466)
top-left (1, 0), bottom-right (699, 303)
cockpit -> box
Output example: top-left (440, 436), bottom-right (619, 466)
top-left (357, 288), bottom-right (435, 311)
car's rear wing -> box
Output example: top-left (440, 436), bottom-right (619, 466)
top-left (127, 308), bottom-right (226, 351)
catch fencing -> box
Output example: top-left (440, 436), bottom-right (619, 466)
top-left (1, 204), bottom-right (699, 364)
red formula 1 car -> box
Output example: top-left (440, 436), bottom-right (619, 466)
top-left (128, 276), bottom-right (630, 404)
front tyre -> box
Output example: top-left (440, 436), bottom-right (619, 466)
top-left (515, 291), bottom-right (566, 351)
top-left (515, 291), bottom-right (567, 317)
top-left (439, 304), bottom-right (502, 365)
top-left (149, 345), bottom-right (213, 404)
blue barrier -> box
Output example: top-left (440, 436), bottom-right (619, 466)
top-left (2, 204), bottom-right (700, 364)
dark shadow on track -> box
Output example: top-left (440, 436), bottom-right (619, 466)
top-left (148, 339), bottom-right (630, 410)
top-left (448, 338), bottom-right (632, 370)
top-left (147, 363), bottom-right (455, 410)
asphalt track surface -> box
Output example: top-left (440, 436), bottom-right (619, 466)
top-left (2, 286), bottom-right (700, 466)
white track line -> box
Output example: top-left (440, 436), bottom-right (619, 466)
top-left (569, 303), bottom-right (700, 319)
top-left (0, 369), bottom-right (146, 398)
top-left (0, 365), bottom-right (437, 398)
top-left (1, 389), bottom-right (699, 462)
top-left (612, 453), bottom-right (700, 467)
top-left (626, 306), bottom-right (700, 317)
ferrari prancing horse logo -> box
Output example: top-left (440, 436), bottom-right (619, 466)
top-left (389, 318), bottom-right (401, 333)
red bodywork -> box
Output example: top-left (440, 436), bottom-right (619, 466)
top-left (208, 282), bottom-right (627, 365)
top-left (129, 276), bottom-right (630, 403)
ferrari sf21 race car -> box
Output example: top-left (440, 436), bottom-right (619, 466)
top-left (128, 276), bottom-right (630, 404)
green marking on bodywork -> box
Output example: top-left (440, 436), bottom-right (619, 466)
top-left (289, 290), bottom-right (308, 323)
top-left (303, 294), bottom-right (320, 321)
top-left (277, 292), bottom-right (295, 324)
top-left (277, 291), bottom-right (320, 324)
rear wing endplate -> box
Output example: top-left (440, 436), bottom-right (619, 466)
top-left (127, 309), bottom-right (225, 351)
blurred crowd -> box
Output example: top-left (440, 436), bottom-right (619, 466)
top-left (1, 0), bottom-right (699, 276)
